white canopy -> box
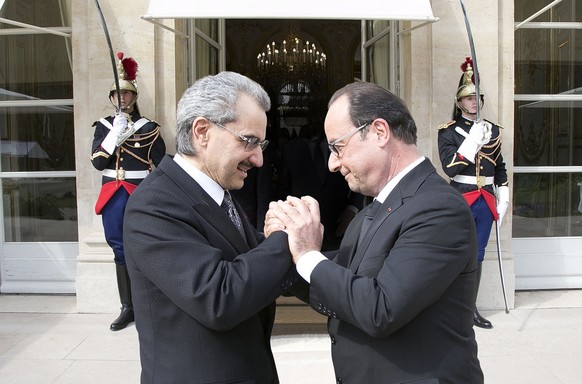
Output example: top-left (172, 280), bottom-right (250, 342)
top-left (143, 0), bottom-right (438, 21)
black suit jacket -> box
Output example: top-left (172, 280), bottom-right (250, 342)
top-left (307, 159), bottom-right (484, 383)
top-left (124, 155), bottom-right (295, 384)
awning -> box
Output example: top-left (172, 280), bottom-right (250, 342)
top-left (143, 0), bottom-right (438, 21)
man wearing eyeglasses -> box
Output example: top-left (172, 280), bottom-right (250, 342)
top-left (266, 81), bottom-right (484, 383)
top-left (123, 71), bottom-right (322, 384)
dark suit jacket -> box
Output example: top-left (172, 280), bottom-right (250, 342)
top-left (124, 155), bottom-right (295, 384)
top-left (308, 159), bottom-right (484, 383)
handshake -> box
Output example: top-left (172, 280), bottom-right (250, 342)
top-left (264, 196), bottom-right (324, 263)
top-left (456, 121), bottom-right (492, 163)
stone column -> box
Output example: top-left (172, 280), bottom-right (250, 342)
top-left (72, 0), bottom-right (176, 312)
top-left (407, 0), bottom-right (515, 310)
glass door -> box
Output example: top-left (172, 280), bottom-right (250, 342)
top-left (513, 0), bottom-right (582, 289)
top-left (0, 0), bottom-right (78, 293)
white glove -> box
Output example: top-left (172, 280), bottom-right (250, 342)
top-left (101, 115), bottom-right (128, 155)
top-left (456, 121), bottom-right (492, 163)
top-left (496, 185), bottom-right (510, 226)
top-left (469, 121), bottom-right (492, 145)
top-left (112, 114), bottom-right (128, 135)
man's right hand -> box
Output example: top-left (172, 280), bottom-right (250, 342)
top-left (267, 196), bottom-right (323, 263)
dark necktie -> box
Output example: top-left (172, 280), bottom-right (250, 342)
top-left (221, 191), bottom-right (245, 238)
top-left (358, 200), bottom-right (382, 246)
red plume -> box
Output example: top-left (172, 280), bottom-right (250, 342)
top-left (460, 56), bottom-right (472, 72)
top-left (121, 57), bottom-right (138, 81)
top-left (460, 57), bottom-right (477, 85)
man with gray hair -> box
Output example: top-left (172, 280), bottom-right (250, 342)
top-left (124, 71), bottom-right (322, 383)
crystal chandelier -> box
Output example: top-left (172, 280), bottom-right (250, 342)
top-left (256, 37), bottom-right (326, 70)
top-left (255, 36), bottom-right (327, 96)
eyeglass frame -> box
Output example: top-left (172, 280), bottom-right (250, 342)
top-left (210, 121), bottom-right (269, 152)
top-left (327, 121), bottom-right (372, 157)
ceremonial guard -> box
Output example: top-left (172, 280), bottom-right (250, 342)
top-left (90, 52), bottom-right (165, 331)
top-left (437, 58), bottom-right (509, 329)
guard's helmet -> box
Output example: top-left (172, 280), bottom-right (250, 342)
top-left (455, 57), bottom-right (484, 102)
top-left (109, 52), bottom-right (138, 98)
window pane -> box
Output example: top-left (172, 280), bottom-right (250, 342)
top-left (0, 107), bottom-right (75, 172)
top-left (196, 35), bottom-right (219, 78)
top-left (516, 0), bottom-right (577, 23)
top-left (2, 177), bottom-right (78, 242)
top-left (1, 2), bottom-right (73, 101)
top-left (515, 1), bottom-right (581, 95)
top-left (195, 19), bottom-right (218, 41)
top-left (513, 173), bottom-right (582, 237)
top-left (514, 101), bottom-right (582, 167)
top-left (366, 21), bottom-right (391, 89)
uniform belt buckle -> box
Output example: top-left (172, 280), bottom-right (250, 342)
top-left (476, 175), bottom-right (486, 188)
top-left (117, 169), bottom-right (125, 181)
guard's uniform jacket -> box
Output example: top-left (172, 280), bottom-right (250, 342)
top-left (91, 111), bottom-right (165, 214)
top-left (437, 115), bottom-right (508, 217)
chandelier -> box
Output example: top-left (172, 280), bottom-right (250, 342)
top-left (255, 36), bottom-right (327, 94)
top-left (256, 38), bottom-right (326, 70)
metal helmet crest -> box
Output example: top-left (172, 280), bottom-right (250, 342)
top-left (109, 52), bottom-right (138, 96)
top-left (455, 57), bottom-right (483, 101)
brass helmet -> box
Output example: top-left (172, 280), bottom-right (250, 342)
top-left (455, 57), bottom-right (484, 102)
top-left (109, 52), bottom-right (138, 99)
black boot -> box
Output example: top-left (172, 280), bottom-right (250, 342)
top-left (473, 263), bottom-right (493, 329)
top-left (110, 264), bottom-right (135, 331)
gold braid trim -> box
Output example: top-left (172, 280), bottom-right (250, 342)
top-left (91, 151), bottom-right (110, 160)
top-left (446, 153), bottom-right (469, 168)
top-left (479, 135), bottom-right (502, 166)
top-left (120, 127), bottom-right (161, 166)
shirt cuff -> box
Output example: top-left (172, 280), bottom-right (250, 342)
top-left (296, 251), bottom-right (327, 283)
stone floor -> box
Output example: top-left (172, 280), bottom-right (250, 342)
top-left (1, 290), bottom-right (581, 383)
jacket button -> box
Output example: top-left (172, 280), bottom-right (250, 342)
top-left (330, 336), bottom-right (336, 345)
top-left (336, 378), bottom-right (343, 384)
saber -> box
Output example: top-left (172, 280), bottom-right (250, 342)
top-left (494, 219), bottom-right (510, 313)
top-left (94, 0), bottom-right (122, 114)
top-left (460, 0), bottom-right (508, 312)
top-left (459, 0), bottom-right (481, 122)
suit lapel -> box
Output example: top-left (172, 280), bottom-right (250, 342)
top-left (158, 156), bottom-right (252, 255)
top-left (348, 159), bottom-right (436, 273)
top-left (348, 195), bottom-right (402, 272)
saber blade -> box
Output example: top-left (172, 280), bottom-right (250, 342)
top-left (495, 221), bottom-right (510, 314)
top-left (459, 0), bottom-right (481, 122)
top-left (94, 0), bottom-right (122, 114)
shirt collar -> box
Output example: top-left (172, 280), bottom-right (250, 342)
top-left (173, 153), bottom-right (225, 206)
top-left (375, 156), bottom-right (425, 204)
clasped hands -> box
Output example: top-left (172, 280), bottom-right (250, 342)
top-left (264, 196), bottom-right (324, 264)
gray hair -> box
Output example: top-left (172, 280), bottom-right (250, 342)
top-left (175, 71), bottom-right (271, 155)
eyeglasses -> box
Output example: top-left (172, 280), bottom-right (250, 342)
top-left (212, 121), bottom-right (269, 152)
top-left (327, 122), bottom-right (372, 157)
